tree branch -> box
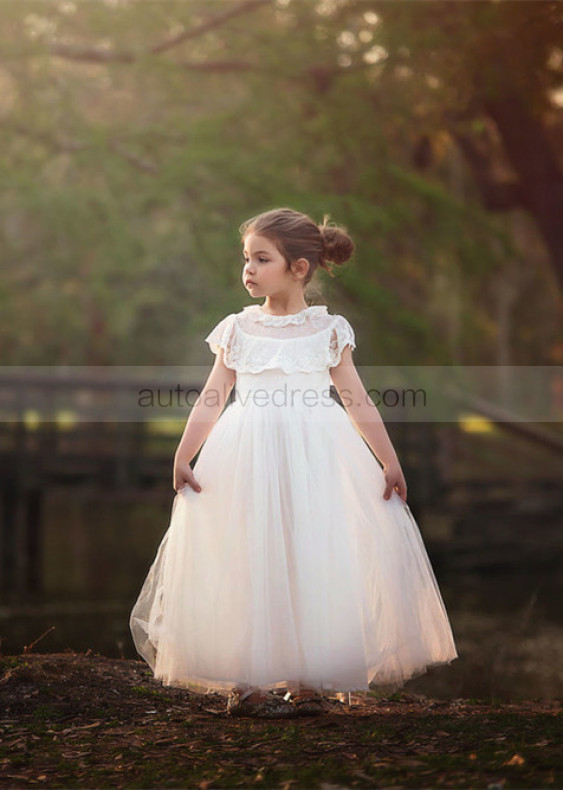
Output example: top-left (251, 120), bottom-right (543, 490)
top-left (48, 0), bottom-right (274, 65)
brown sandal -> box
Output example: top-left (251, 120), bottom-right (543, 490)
top-left (287, 692), bottom-right (327, 716)
top-left (226, 688), bottom-right (299, 719)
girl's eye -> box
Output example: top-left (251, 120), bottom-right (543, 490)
top-left (243, 257), bottom-right (268, 264)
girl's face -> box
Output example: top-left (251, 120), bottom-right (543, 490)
top-left (241, 233), bottom-right (304, 297)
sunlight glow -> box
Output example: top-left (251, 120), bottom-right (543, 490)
top-left (458, 415), bottom-right (496, 434)
top-left (363, 45), bottom-right (387, 65)
top-left (146, 420), bottom-right (186, 437)
top-left (337, 30), bottom-right (357, 50)
top-left (24, 14), bottom-right (57, 41)
top-left (315, 0), bottom-right (342, 16)
top-left (337, 54), bottom-right (353, 68)
top-left (548, 87), bottom-right (563, 108)
top-left (426, 74), bottom-right (441, 89)
top-left (395, 65), bottom-right (413, 79)
top-left (23, 410), bottom-right (41, 430)
top-left (363, 11), bottom-right (380, 26)
top-left (56, 410), bottom-right (78, 430)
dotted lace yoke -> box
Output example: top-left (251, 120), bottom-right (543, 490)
top-left (205, 304), bottom-right (356, 374)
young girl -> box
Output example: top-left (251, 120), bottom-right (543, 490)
top-left (129, 207), bottom-right (458, 718)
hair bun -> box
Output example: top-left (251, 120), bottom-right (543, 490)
top-left (318, 214), bottom-right (355, 268)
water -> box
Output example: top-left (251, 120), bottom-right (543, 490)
top-left (1, 485), bottom-right (561, 701)
top-left (1, 561), bottom-right (560, 702)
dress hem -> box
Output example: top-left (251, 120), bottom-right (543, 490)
top-left (133, 653), bottom-right (459, 698)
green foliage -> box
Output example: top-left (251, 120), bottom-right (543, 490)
top-left (0, 1), bottom-right (559, 365)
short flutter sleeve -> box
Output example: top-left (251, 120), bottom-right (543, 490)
top-left (204, 314), bottom-right (236, 355)
top-left (328, 315), bottom-right (356, 367)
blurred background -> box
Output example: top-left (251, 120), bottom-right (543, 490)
top-left (0, 0), bottom-right (561, 701)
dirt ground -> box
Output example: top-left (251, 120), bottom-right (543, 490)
top-left (0, 650), bottom-right (561, 788)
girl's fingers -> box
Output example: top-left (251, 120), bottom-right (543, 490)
top-left (396, 481), bottom-right (408, 502)
top-left (384, 478), bottom-right (408, 502)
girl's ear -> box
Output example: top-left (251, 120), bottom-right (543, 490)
top-left (291, 257), bottom-right (310, 280)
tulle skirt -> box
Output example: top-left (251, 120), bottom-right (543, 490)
top-left (129, 371), bottom-right (458, 696)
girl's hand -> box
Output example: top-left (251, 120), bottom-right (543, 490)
top-left (173, 457), bottom-right (202, 494)
top-left (382, 460), bottom-right (408, 502)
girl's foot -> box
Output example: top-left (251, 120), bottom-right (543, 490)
top-left (226, 686), bottom-right (298, 718)
top-left (285, 683), bottom-right (322, 699)
top-left (285, 684), bottom-right (328, 716)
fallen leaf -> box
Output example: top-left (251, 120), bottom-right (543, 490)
top-left (503, 754), bottom-right (525, 766)
top-left (353, 770), bottom-right (374, 781)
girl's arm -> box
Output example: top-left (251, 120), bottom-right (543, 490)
top-left (173, 349), bottom-right (236, 492)
top-left (330, 346), bottom-right (408, 502)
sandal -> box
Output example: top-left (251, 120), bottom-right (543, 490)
top-left (226, 687), bottom-right (299, 719)
top-left (286, 691), bottom-right (328, 717)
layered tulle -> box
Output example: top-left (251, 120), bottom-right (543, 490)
top-left (129, 369), bottom-right (458, 696)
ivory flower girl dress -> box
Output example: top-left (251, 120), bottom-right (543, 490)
top-left (129, 304), bottom-right (458, 695)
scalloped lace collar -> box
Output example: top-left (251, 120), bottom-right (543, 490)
top-left (242, 304), bottom-right (328, 326)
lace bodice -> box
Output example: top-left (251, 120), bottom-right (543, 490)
top-left (204, 304), bottom-right (356, 374)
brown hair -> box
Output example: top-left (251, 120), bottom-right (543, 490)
top-left (239, 207), bottom-right (354, 287)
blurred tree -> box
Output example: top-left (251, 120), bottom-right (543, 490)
top-left (0, 0), bottom-right (560, 367)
